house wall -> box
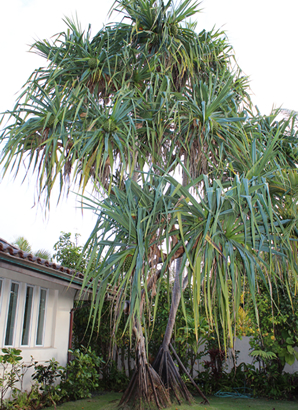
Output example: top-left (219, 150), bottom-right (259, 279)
top-left (0, 262), bottom-right (76, 392)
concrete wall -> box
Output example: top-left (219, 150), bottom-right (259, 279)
top-left (0, 262), bottom-right (76, 393)
top-left (190, 336), bottom-right (298, 376)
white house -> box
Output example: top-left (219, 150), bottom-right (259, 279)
top-left (0, 238), bottom-right (86, 391)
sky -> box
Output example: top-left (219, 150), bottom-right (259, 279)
top-left (0, 0), bottom-right (298, 255)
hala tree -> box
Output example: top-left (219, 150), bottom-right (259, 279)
top-left (1, 1), bottom-right (298, 408)
top-left (81, 169), bottom-right (296, 406)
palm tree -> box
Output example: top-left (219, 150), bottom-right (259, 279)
top-left (13, 236), bottom-right (52, 260)
top-left (34, 249), bottom-right (52, 260)
top-left (13, 237), bottom-right (32, 253)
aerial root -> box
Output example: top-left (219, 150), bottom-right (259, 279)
top-left (119, 351), bottom-right (171, 409)
top-left (169, 343), bottom-right (209, 404)
top-left (153, 344), bottom-right (209, 406)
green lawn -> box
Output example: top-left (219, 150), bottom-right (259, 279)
top-left (46, 392), bottom-right (298, 410)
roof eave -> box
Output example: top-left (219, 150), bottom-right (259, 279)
top-left (0, 253), bottom-right (84, 288)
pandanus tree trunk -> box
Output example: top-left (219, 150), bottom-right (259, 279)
top-left (119, 315), bottom-right (171, 409)
top-left (120, 270), bottom-right (171, 409)
top-left (121, 163), bottom-right (208, 408)
top-left (153, 165), bottom-right (209, 405)
top-left (153, 259), bottom-right (208, 404)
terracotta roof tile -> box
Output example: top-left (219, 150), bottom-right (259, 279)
top-left (0, 237), bottom-right (82, 281)
top-left (0, 239), bottom-right (118, 297)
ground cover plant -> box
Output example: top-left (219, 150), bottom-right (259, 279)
top-left (1, 0), bottom-right (298, 409)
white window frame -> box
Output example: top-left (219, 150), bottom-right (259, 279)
top-left (0, 277), bottom-right (3, 315)
top-left (4, 281), bottom-right (20, 347)
top-left (21, 284), bottom-right (35, 347)
top-left (35, 287), bottom-right (48, 346)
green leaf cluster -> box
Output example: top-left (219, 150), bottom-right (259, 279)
top-left (247, 280), bottom-right (298, 370)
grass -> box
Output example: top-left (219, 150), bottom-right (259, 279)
top-left (46, 392), bottom-right (298, 410)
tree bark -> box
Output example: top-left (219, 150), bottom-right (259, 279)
top-left (162, 163), bottom-right (188, 349)
top-left (152, 162), bottom-right (209, 405)
top-left (162, 259), bottom-right (183, 348)
top-left (119, 315), bottom-right (171, 409)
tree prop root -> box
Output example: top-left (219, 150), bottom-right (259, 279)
top-left (153, 344), bottom-right (209, 405)
top-left (169, 343), bottom-right (209, 405)
top-left (152, 345), bottom-right (192, 405)
top-left (119, 362), bottom-right (171, 410)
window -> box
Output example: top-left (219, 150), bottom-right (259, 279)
top-left (5, 282), bottom-right (19, 346)
top-left (36, 288), bottom-right (47, 345)
top-left (0, 279), bottom-right (2, 313)
top-left (21, 286), bottom-right (34, 346)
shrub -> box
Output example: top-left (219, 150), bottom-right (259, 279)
top-left (32, 358), bottom-right (65, 406)
top-left (97, 360), bottom-right (129, 391)
top-left (3, 347), bottom-right (104, 409)
top-left (4, 384), bottom-right (43, 410)
top-left (0, 348), bottom-right (32, 410)
top-left (59, 346), bottom-right (103, 401)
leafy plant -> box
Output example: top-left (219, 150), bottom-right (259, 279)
top-left (0, 348), bottom-right (32, 410)
top-left (33, 358), bottom-right (64, 390)
top-left (60, 347), bottom-right (103, 401)
top-left (98, 361), bottom-right (129, 391)
top-left (4, 384), bottom-right (43, 410)
top-left (246, 280), bottom-right (298, 372)
top-left (53, 232), bottom-right (85, 271)
top-left (250, 350), bottom-right (277, 360)
top-left (13, 237), bottom-right (52, 260)
top-left (3, 348), bottom-right (104, 409)
top-left (32, 357), bottom-right (65, 407)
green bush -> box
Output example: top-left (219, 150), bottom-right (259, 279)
top-left (33, 358), bottom-right (64, 391)
top-left (194, 277), bottom-right (298, 399)
top-left (0, 348), bottom-right (33, 410)
top-left (97, 360), bottom-right (129, 391)
top-left (59, 347), bottom-right (103, 401)
top-left (195, 360), bottom-right (298, 399)
top-left (4, 384), bottom-right (43, 410)
top-left (32, 358), bottom-right (65, 406)
top-left (3, 347), bottom-right (104, 409)
top-left (247, 281), bottom-right (298, 373)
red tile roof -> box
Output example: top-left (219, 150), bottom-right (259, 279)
top-left (0, 237), bottom-right (84, 281)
